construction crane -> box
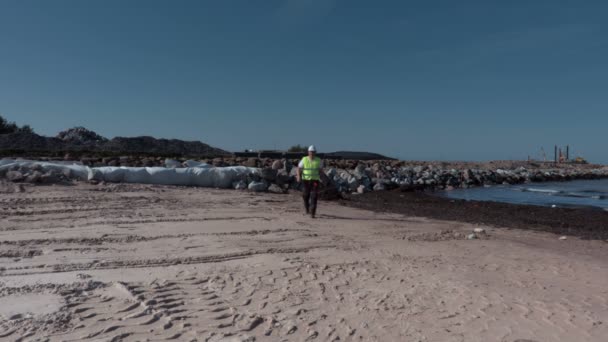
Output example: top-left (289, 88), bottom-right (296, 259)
top-left (540, 147), bottom-right (547, 162)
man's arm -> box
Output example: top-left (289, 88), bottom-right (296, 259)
top-left (296, 166), bottom-right (302, 183)
top-left (320, 167), bottom-right (329, 185)
top-left (319, 160), bottom-right (329, 185)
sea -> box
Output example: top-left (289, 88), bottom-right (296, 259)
top-left (440, 179), bottom-right (608, 210)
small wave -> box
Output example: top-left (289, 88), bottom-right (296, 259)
top-left (556, 192), bottom-right (607, 200)
top-left (519, 188), bottom-right (560, 194)
top-left (556, 203), bottom-right (607, 210)
top-left (576, 189), bottom-right (608, 195)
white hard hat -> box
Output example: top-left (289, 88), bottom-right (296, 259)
top-left (308, 145), bottom-right (317, 152)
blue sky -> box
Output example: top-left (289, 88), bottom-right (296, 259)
top-left (1, 0), bottom-right (607, 162)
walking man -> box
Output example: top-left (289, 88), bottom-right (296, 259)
top-left (296, 145), bottom-right (325, 218)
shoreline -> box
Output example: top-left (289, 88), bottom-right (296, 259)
top-left (339, 189), bottom-right (608, 241)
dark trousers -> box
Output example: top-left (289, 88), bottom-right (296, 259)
top-left (302, 180), bottom-right (319, 215)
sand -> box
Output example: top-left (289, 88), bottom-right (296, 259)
top-left (0, 182), bottom-right (607, 341)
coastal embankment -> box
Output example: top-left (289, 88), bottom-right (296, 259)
top-left (1, 157), bottom-right (607, 198)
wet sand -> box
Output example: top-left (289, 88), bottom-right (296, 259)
top-left (341, 190), bottom-right (608, 241)
top-left (1, 182), bottom-right (607, 341)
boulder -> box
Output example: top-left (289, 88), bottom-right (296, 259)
top-left (261, 168), bottom-right (277, 182)
top-left (271, 160), bottom-right (283, 170)
top-left (142, 158), bottom-right (155, 167)
top-left (357, 185), bottom-right (368, 194)
top-left (6, 170), bottom-right (25, 182)
top-left (233, 180), bottom-right (247, 190)
top-left (325, 168), bottom-right (337, 179)
top-left (40, 171), bottom-right (63, 184)
top-left (347, 176), bottom-right (359, 191)
top-left (248, 181), bottom-right (268, 192)
top-left (275, 169), bottom-right (291, 186)
top-left (373, 182), bottom-right (386, 191)
top-left (243, 158), bottom-right (259, 168)
top-left (353, 164), bottom-right (367, 179)
top-left (268, 184), bottom-right (284, 194)
top-left (25, 171), bottom-right (44, 183)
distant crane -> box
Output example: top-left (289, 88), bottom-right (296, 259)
top-left (540, 147), bottom-right (547, 162)
top-left (533, 146), bottom-right (588, 164)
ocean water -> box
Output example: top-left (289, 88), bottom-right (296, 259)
top-left (440, 179), bottom-right (608, 210)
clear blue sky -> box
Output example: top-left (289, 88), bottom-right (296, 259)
top-left (1, 0), bottom-right (607, 162)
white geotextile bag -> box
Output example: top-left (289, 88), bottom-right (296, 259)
top-left (89, 165), bottom-right (258, 188)
top-left (0, 158), bottom-right (258, 188)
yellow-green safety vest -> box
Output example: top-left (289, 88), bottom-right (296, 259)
top-left (301, 156), bottom-right (321, 181)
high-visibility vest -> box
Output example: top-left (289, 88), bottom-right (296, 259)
top-left (301, 156), bottom-right (321, 181)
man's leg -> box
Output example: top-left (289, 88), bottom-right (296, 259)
top-left (310, 181), bottom-right (319, 218)
top-left (302, 181), bottom-right (310, 214)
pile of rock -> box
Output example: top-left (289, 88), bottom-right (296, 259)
top-left (239, 162), bottom-right (608, 195)
top-left (0, 164), bottom-right (72, 185)
top-left (321, 163), bottom-right (608, 194)
top-left (2, 157), bottom-right (607, 196)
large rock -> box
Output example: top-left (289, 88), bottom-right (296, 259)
top-left (6, 170), bottom-right (25, 182)
top-left (373, 182), bottom-right (386, 191)
top-left (275, 169), bottom-right (291, 186)
top-left (243, 158), bottom-right (259, 168)
top-left (40, 170), bottom-right (64, 184)
top-left (261, 168), bottom-right (277, 182)
top-left (233, 180), bottom-right (247, 190)
top-left (25, 171), bottom-right (44, 183)
top-left (325, 168), bottom-right (337, 179)
top-left (347, 176), bottom-right (359, 191)
top-left (248, 181), bottom-right (268, 192)
top-left (268, 184), bottom-right (284, 194)
top-left (353, 164), bottom-right (368, 179)
top-left (271, 160), bottom-right (283, 170)
top-left (213, 158), bottom-right (229, 167)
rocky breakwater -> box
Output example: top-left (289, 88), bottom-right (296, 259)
top-left (245, 161), bottom-right (608, 197)
top-left (324, 163), bottom-right (608, 194)
top-left (2, 156), bottom-right (607, 198)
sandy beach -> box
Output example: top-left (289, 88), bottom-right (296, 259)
top-left (1, 182), bottom-right (607, 341)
